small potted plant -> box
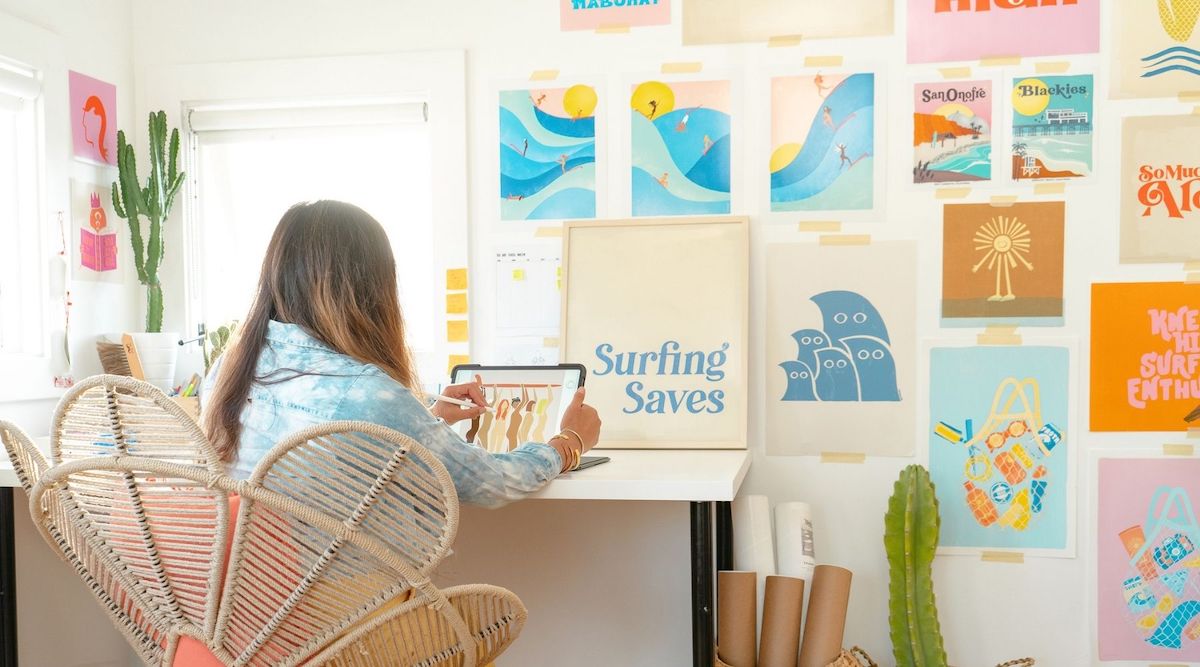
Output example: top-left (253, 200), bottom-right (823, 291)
top-left (111, 111), bottom-right (185, 390)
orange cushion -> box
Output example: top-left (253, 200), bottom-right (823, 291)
top-left (171, 495), bottom-right (240, 667)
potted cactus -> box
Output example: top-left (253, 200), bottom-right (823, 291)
top-left (111, 110), bottom-right (185, 390)
top-left (884, 465), bottom-right (949, 667)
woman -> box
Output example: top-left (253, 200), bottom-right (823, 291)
top-left (201, 200), bottom-right (601, 508)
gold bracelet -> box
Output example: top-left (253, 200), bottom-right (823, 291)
top-left (549, 432), bottom-right (583, 472)
top-left (559, 428), bottom-right (585, 451)
top-left (548, 434), bottom-right (577, 472)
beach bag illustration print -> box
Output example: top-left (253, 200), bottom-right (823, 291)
top-left (1119, 486), bottom-right (1200, 650)
top-left (935, 377), bottom-right (1062, 532)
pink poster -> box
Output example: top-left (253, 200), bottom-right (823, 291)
top-left (69, 70), bottom-right (117, 165)
top-left (560, 0), bottom-right (670, 31)
top-left (1098, 457), bottom-right (1200, 661)
top-left (907, 0), bottom-right (1100, 64)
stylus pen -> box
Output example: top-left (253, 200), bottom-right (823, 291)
top-left (432, 394), bottom-right (496, 413)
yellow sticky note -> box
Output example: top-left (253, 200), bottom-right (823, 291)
top-left (446, 293), bottom-right (468, 314)
top-left (446, 268), bottom-right (468, 291)
top-left (447, 320), bottom-right (469, 342)
top-left (512, 268), bottom-right (526, 281)
top-left (447, 354), bottom-right (470, 375)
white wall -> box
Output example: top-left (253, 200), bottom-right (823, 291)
top-left (1, 2), bottom-right (141, 664)
top-left (112, 1), bottom-right (1199, 665)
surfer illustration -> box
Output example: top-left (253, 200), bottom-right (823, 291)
top-left (702, 134), bottom-right (714, 156)
top-left (648, 99), bottom-right (659, 120)
top-left (557, 154), bottom-right (568, 174)
top-left (530, 93), bottom-right (547, 108)
top-left (823, 106), bottom-right (857, 132)
top-left (835, 143), bottom-right (870, 170)
top-left (656, 172), bottom-right (670, 188)
top-left (814, 72), bottom-right (831, 98)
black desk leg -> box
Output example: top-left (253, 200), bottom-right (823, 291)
top-left (1, 487), bottom-right (16, 667)
top-left (690, 501), bottom-right (714, 667)
top-left (715, 501), bottom-right (733, 573)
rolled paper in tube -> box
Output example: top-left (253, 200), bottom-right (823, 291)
top-left (717, 571), bottom-right (757, 667)
top-left (758, 575), bottom-right (805, 667)
top-left (797, 565), bottom-right (852, 667)
top-left (775, 501), bottom-right (816, 581)
top-left (733, 494), bottom-right (776, 642)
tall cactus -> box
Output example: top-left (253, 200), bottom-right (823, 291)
top-left (111, 110), bottom-right (185, 333)
top-left (884, 465), bottom-right (948, 667)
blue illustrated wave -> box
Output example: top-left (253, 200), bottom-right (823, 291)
top-left (631, 101), bottom-right (731, 217)
top-left (779, 290), bottom-right (900, 403)
top-left (771, 73), bottom-right (874, 211)
top-left (1141, 45), bottom-right (1200, 79)
top-left (500, 91), bottom-right (596, 221)
top-left (928, 144), bottom-right (992, 180)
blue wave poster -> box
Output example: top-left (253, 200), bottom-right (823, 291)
top-left (630, 79), bottom-right (731, 217)
top-left (500, 86), bottom-right (597, 221)
top-left (1113, 0), bottom-right (1200, 99)
top-left (770, 72), bottom-right (875, 212)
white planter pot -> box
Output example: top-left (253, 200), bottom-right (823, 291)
top-left (128, 332), bottom-right (180, 392)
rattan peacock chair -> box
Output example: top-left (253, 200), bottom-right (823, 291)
top-left (0, 374), bottom-right (526, 666)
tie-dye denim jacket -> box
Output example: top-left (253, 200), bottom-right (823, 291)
top-left (200, 320), bottom-right (561, 507)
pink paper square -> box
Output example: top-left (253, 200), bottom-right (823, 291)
top-left (69, 70), bottom-right (117, 165)
top-left (560, 0), bottom-right (670, 31)
top-left (907, 0), bottom-right (1100, 64)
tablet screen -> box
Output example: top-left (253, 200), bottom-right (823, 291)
top-left (448, 365), bottom-right (584, 451)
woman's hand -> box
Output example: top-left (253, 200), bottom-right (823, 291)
top-left (558, 387), bottom-right (601, 452)
top-left (431, 381), bottom-right (488, 425)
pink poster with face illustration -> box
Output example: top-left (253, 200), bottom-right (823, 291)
top-left (69, 70), bottom-right (117, 165)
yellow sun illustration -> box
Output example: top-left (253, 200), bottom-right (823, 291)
top-left (1012, 78), bottom-right (1050, 117)
top-left (631, 81), bottom-right (675, 120)
top-left (972, 215), bottom-right (1034, 302)
top-left (563, 84), bottom-right (598, 119)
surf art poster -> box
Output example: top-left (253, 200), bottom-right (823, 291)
top-left (913, 80), bottom-right (993, 184)
top-left (1090, 282), bottom-right (1200, 432)
top-left (500, 85), bottom-right (598, 221)
top-left (942, 201), bottom-right (1065, 326)
top-left (1098, 457), bottom-right (1200, 661)
top-left (764, 241), bottom-right (916, 457)
top-left (1010, 74), bottom-right (1093, 182)
top-left (770, 72), bottom-right (876, 212)
top-left (906, 0), bottom-right (1100, 64)
top-left (630, 79), bottom-right (732, 217)
top-left (929, 344), bottom-right (1073, 555)
top-left (1113, 0), bottom-right (1200, 99)
top-left (1120, 114), bottom-right (1200, 263)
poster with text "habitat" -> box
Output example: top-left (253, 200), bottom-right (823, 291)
top-left (560, 0), bottom-right (670, 31)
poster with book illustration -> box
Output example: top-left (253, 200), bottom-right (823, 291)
top-left (70, 178), bottom-right (125, 283)
top-left (765, 241), bottom-right (916, 457)
top-left (1098, 457), bottom-right (1200, 661)
top-left (913, 80), bottom-right (993, 184)
top-left (1120, 114), bottom-right (1200, 263)
top-left (1112, 0), bottom-right (1200, 99)
top-left (1010, 74), bottom-right (1093, 182)
top-left (929, 344), bottom-right (1073, 556)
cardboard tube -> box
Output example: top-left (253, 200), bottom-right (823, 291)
top-left (733, 494), bottom-right (776, 644)
top-left (775, 502), bottom-right (816, 581)
top-left (758, 575), bottom-right (805, 667)
top-left (718, 571), bottom-right (757, 667)
top-left (797, 565), bottom-right (852, 667)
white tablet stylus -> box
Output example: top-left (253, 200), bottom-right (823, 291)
top-left (432, 394), bottom-right (496, 413)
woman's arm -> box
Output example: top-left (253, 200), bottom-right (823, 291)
top-left (343, 372), bottom-right (563, 508)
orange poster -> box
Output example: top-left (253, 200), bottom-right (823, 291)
top-left (1091, 282), bottom-right (1200, 432)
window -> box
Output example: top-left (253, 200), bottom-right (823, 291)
top-left (187, 100), bottom-right (438, 375)
top-left (0, 59), bottom-right (45, 359)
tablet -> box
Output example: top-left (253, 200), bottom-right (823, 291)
top-left (449, 364), bottom-right (586, 452)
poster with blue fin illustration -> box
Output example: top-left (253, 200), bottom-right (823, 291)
top-left (765, 241), bottom-right (915, 457)
top-left (770, 72), bottom-right (876, 212)
top-left (500, 85), bottom-right (598, 221)
top-left (929, 343), bottom-right (1073, 557)
top-left (630, 79), bottom-right (732, 216)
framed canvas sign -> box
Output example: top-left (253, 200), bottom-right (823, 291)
top-left (561, 216), bottom-right (749, 449)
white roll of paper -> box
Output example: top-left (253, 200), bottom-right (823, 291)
top-left (732, 494), bottom-right (775, 648)
top-left (775, 501), bottom-right (817, 582)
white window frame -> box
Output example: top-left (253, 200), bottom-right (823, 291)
top-left (141, 52), bottom-right (469, 377)
top-left (0, 15), bottom-right (67, 402)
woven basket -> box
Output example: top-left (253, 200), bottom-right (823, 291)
top-left (825, 648), bottom-right (1033, 667)
top-left (96, 340), bottom-right (132, 376)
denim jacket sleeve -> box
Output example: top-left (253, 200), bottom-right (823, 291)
top-left (340, 371), bottom-right (562, 508)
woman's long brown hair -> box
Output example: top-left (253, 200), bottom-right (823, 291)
top-left (204, 200), bottom-right (419, 463)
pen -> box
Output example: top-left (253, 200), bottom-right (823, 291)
top-left (432, 394), bottom-right (495, 413)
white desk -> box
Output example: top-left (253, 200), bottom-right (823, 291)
top-left (1, 444), bottom-right (750, 667)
